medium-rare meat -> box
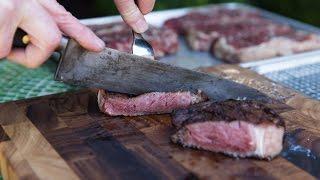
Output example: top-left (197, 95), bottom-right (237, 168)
top-left (171, 100), bottom-right (285, 160)
top-left (98, 90), bottom-right (207, 116)
top-left (213, 31), bottom-right (320, 63)
top-left (164, 6), bottom-right (320, 62)
top-left (164, 8), bottom-right (260, 35)
top-left (165, 8), bottom-right (264, 52)
top-left (185, 17), bottom-right (284, 51)
top-left (89, 22), bottom-right (179, 58)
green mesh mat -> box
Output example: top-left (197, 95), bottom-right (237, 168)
top-left (0, 59), bottom-right (78, 103)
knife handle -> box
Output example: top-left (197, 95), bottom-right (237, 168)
top-left (12, 28), bottom-right (68, 55)
top-left (13, 28), bottom-right (30, 48)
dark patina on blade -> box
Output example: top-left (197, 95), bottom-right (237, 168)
top-left (55, 39), bottom-right (269, 101)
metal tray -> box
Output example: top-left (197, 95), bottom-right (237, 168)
top-left (81, 3), bottom-right (320, 70)
top-left (242, 51), bottom-right (320, 100)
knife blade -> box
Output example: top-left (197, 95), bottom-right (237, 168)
top-left (55, 39), bottom-right (269, 101)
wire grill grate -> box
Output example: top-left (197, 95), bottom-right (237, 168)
top-left (264, 63), bottom-right (320, 100)
top-left (0, 60), bottom-right (77, 103)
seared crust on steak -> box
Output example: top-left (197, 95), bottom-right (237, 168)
top-left (172, 100), bottom-right (285, 129)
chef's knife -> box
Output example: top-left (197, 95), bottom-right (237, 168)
top-left (13, 29), bottom-right (269, 101)
top-left (54, 39), bottom-right (269, 101)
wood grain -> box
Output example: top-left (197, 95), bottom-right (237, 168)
top-left (0, 65), bottom-right (319, 179)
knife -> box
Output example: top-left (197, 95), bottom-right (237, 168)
top-left (54, 39), bottom-right (269, 101)
top-left (13, 29), bottom-right (269, 101)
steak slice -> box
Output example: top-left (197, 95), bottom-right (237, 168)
top-left (98, 90), bottom-right (207, 116)
top-left (89, 22), bottom-right (179, 58)
top-left (171, 100), bottom-right (285, 160)
top-left (213, 31), bottom-right (320, 63)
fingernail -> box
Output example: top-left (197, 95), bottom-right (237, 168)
top-left (96, 38), bottom-right (105, 50)
top-left (134, 19), bottom-right (148, 33)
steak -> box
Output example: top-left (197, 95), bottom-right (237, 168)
top-left (186, 17), bottom-right (283, 51)
top-left (89, 22), bottom-right (179, 58)
top-left (171, 100), bottom-right (285, 160)
top-left (164, 8), bottom-right (260, 35)
top-left (164, 7), bottom-right (320, 62)
top-left (213, 30), bottom-right (320, 63)
top-left (98, 90), bottom-right (207, 116)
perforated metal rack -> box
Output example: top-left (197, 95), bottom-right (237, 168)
top-left (265, 64), bottom-right (320, 99)
top-left (0, 60), bottom-right (77, 103)
top-left (242, 51), bottom-right (320, 100)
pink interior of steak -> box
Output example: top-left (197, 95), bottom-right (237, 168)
top-left (181, 121), bottom-right (284, 158)
top-left (185, 121), bottom-right (255, 154)
top-left (98, 90), bottom-right (206, 116)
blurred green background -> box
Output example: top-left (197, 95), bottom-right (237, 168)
top-left (58, 0), bottom-right (320, 27)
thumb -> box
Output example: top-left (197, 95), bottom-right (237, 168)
top-left (114, 0), bottom-right (148, 33)
top-left (38, 0), bottom-right (105, 52)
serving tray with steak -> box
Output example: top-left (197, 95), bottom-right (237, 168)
top-left (164, 7), bottom-right (320, 63)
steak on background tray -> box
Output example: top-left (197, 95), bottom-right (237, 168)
top-left (164, 8), bottom-right (260, 35)
top-left (164, 7), bottom-right (320, 63)
top-left (213, 30), bottom-right (320, 63)
top-left (171, 100), bottom-right (285, 160)
top-left (186, 17), bottom-right (291, 51)
top-left (89, 22), bottom-right (179, 59)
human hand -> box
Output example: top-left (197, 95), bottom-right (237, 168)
top-left (114, 0), bottom-right (156, 33)
top-left (0, 0), bottom-right (105, 68)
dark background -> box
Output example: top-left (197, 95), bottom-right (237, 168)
top-left (58, 0), bottom-right (320, 27)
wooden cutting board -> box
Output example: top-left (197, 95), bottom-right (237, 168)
top-left (0, 64), bottom-right (320, 180)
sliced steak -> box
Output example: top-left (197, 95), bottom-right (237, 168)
top-left (98, 90), bottom-right (207, 116)
top-left (89, 22), bottom-right (179, 58)
top-left (171, 100), bottom-right (285, 160)
top-left (213, 31), bottom-right (320, 63)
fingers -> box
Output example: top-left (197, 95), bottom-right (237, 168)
top-left (0, 0), bottom-right (19, 58)
top-left (136, 0), bottom-right (155, 15)
top-left (8, 44), bottom-right (54, 69)
top-left (0, 21), bottom-right (16, 58)
top-left (7, 1), bottom-right (61, 68)
top-left (114, 0), bottom-right (148, 33)
top-left (38, 0), bottom-right (105, 52)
